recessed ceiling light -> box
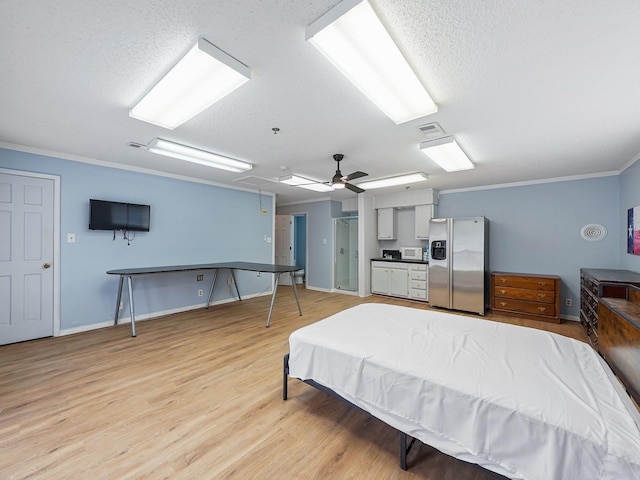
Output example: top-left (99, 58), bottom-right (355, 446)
top-left (279, 174), bottom-right (334, 192)
top-left (306, 0), bottom-right (437, 124)
top-left (130, 37), bottom-right (250, 130)
top-left (357, 172), bottom-right (428, 189)
top-left (140, 138), bottom-right (252, 173)
top-left (420, 136), bottom-right (474, 172)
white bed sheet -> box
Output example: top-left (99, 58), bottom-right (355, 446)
top-left (288, 304), bottom-right (640, 480)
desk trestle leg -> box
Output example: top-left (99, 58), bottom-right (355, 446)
top-left (127, 276), bottom-right (136, 337)
top-left (290, 272), bottom-right (302, 316)
top-left (114, 275), bottom-right (124, 325)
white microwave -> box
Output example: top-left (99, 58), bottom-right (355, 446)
top-left (401, 247), bottom-right (423, 260)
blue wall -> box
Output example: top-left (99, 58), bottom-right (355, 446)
top-left (621, 159), bottom-right (640, 272)
top-left (437, 175), bottom-right (622, 318)
top-left (1, 148), bottom-right (274, 332)
top-left (294, 215), bottom-right (307, 272)
top-left (277, 200), bottom-right (341, 290)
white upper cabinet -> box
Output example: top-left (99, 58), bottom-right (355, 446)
top-left (415, 204), bottom-right (435, 240)
top-left (377, 207), bottom-right (396, 240)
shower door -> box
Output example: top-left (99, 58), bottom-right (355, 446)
top-left (334, 217), bottom-right (358, 291)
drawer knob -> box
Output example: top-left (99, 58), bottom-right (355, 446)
top-left (500, 289), bottom-right (507, 294)
top-left (538, 306), bottom-right (546, 312)
top-left (500, 301), bottom-right (507, 307)
top-left (538, 281), bottom-right (547, 286)
top-left (537, 293), bottom-right (547, 298)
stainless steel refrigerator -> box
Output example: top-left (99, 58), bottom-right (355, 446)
top-left (428, 217), bottom-right (489, 315)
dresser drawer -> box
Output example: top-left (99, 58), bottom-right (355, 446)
top-left (493, 286), bottom-right (555, 304)
top-left (493, 299), bottom-right (556, 317)
top-left (493, 274), bottom-right (556, 291)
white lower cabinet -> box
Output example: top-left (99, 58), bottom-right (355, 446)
top-left (371, 261), bottom-right (428, 301)
top-left (409, 263), bottom-right (428, 301)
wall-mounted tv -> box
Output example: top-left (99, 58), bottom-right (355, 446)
top-left (89, 199), bottom-right (150, 232)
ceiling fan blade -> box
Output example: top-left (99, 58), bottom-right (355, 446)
top-left (344, 171), bottom-right (368, 181)
top-left (345, 182), bottom-right (365, 194)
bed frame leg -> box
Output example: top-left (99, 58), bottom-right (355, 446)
top-left (400, 432), bottom-right (417, 470)
top-left (283, 354), bottom-right (289, 400)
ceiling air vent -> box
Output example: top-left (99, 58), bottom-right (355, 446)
top-left (580, 224), bottom-right (608, 241)
top-left (417, 122), bottom-right (445, 140)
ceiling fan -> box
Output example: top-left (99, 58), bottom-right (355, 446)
top-left (329, 154), bottom-right (368, 193)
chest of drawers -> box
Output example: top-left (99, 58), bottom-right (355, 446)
top-left (491, 272), bottom-right (561, 323)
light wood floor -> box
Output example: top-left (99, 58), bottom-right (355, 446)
top-left (0, 288), bottom-right (587, 479)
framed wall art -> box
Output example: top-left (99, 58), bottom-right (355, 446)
top-left (628, 205), bottom-right (640, 255)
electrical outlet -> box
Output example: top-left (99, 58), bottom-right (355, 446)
top-left (565, 298), bottom-right (572, 307)
top-left (227, 277), bottom-right (233, 285)
top-left (197, 289), bottom-right (204, 297)
top-left (197, 274), bottom-right (203, 281)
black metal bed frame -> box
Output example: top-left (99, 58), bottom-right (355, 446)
top-left (283, 353), bottom-right (418, 470)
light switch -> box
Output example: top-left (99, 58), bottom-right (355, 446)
top-left (67, 233), bottom-right (76, 243)
top-left (323, 238), bottom-right (327, 245)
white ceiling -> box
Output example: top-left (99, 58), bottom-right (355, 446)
top-left (2, 0), bottom-right (639, 205)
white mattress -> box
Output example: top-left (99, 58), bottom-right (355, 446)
top-left (288, 304), bottom-right (640, 480)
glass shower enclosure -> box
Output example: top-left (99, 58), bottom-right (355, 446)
top-left (334, 217), bottom-right (358, 291)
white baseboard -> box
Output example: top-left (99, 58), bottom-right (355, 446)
top-left (304, 285), bottom-right (332, 293)
top-left (58, 291), bottom-right (272, 336)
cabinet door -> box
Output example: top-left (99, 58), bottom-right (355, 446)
top-left (377, 208), bottom-right (396, 240)
top-left (371, 266), bottom-right (389, 294)
top-left (415, 204), bottom-right (434, 240)
top-left (389, 267), bottom-right (409, 296)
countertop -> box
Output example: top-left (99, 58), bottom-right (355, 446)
top-left (371, 258), bottom-right (428, 265)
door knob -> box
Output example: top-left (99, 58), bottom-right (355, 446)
top-left (43, 263), bottom-right (51, 269)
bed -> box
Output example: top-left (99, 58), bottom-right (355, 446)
top-left (283, 303), bottom-right (640, 479)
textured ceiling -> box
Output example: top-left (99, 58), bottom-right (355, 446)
top-left (1, 0), bottom-right (639, 205)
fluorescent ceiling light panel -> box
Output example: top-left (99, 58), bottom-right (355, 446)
top-left (279, 174), bottom-right (334, 192)
top-left (358, 172), bottom-right (428, 189)
top-left (420, 136), bottom-right (474, 172)
top-left (146, 138), bottom-right (252, 173)
top-left (306, 0), bottom-right (437, 124)
top-left (130, 37), bottom-right (250, 130)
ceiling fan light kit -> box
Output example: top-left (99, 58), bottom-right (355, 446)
top-left (420, 136), bottom-right (474, 172)
top-left (130, 37), bottom-right (251, 130)
top-left (144, 138), bottom-right (253, 173)
top-left (306, 0), bottom-right (437, 124)
top-left (330, 153), bottom-right (367, 193)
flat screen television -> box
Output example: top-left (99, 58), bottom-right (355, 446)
top-left (89, 199), bottom-right (150, 232)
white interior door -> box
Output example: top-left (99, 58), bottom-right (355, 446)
top-left (275, 215), bottom-right (293, 285)
top-left (0, 172), bottom-right (55, 345)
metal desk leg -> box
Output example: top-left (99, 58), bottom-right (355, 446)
top-left (266, 272), bottom-right (281, 328)
top-left (127, 275), bottom-right (136, 337)
top-left (230, 269), bottom-right (241, 300)
top-left (114, 275), bottom-right (125, 325)
top-left (290, 271), bottom-right (302, 316)
top-left (205, 270), bottom-right (219, 309)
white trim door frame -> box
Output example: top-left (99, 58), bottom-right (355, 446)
top-left (0, 168), bottom-right (60, 343)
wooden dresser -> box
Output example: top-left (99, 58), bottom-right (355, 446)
top-left (491, 272), bottom-right (561, 323)
top-left (579, 268), bottom-right (640, 347)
